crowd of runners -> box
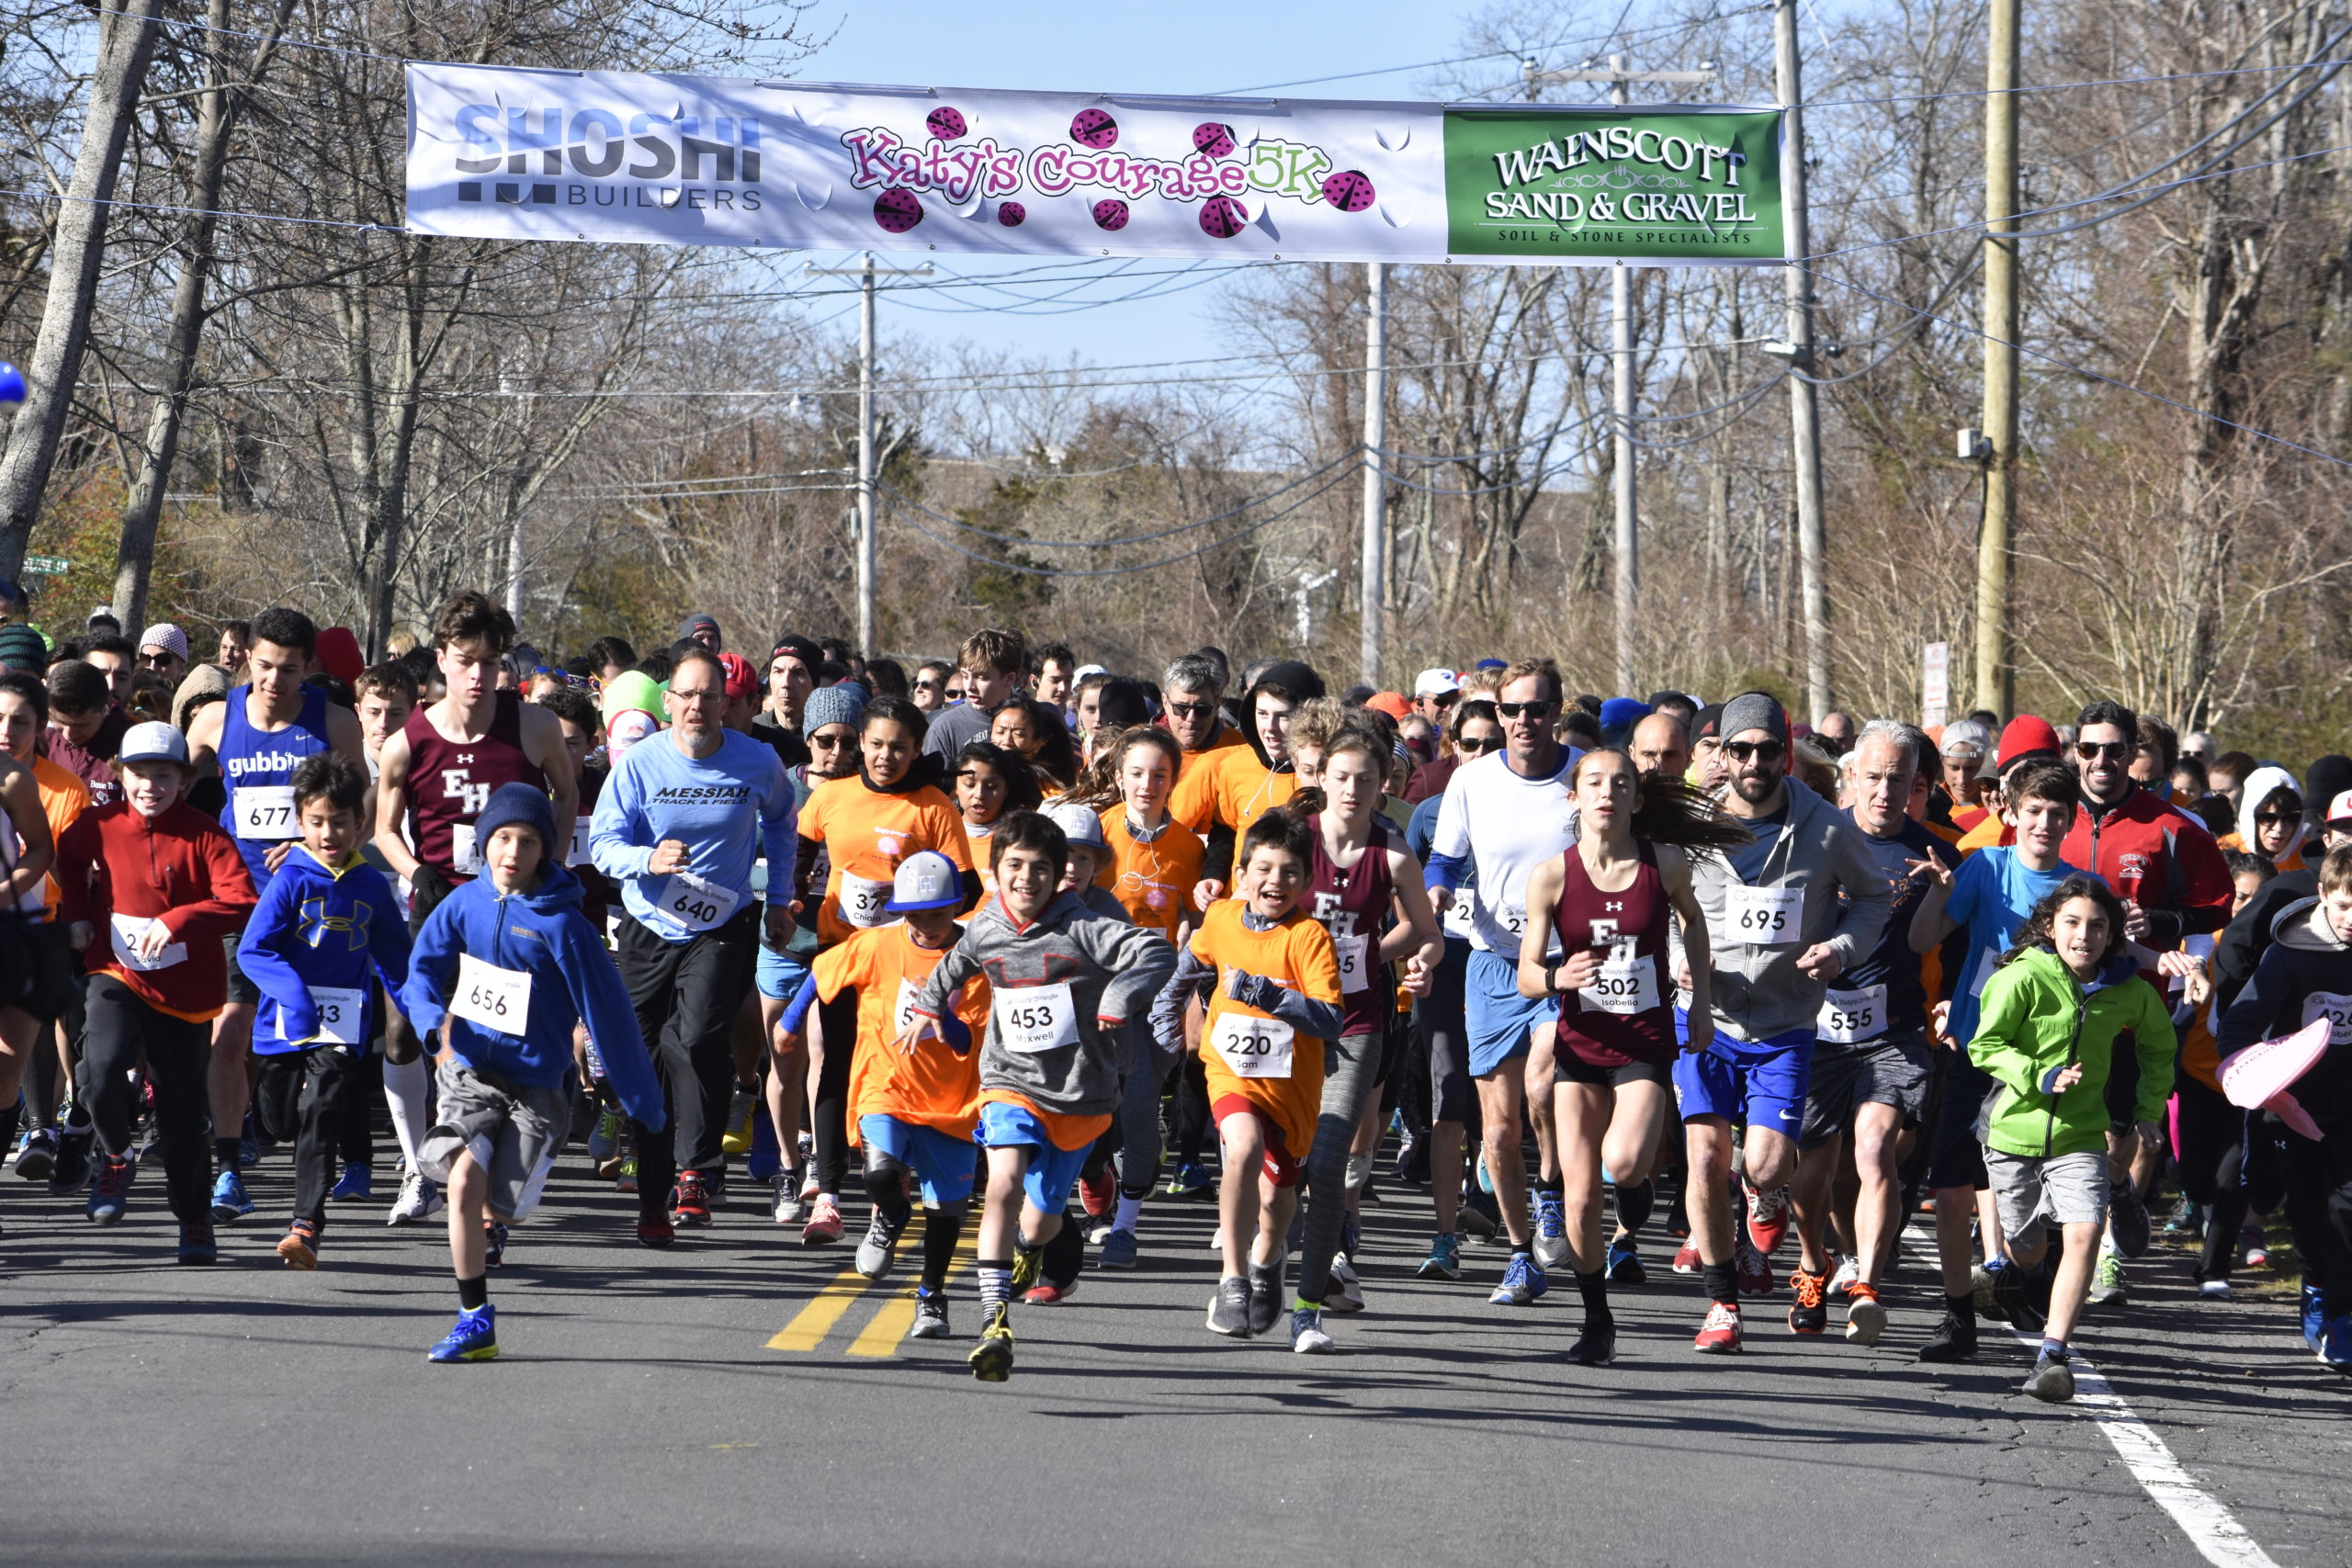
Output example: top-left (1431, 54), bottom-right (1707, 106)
top-left (2, 587), bottom-right (2348, 1400)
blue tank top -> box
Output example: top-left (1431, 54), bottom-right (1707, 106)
top-left (217, 683), bottom-right (333, 888)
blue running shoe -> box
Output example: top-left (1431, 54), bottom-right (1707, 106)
top-left (1166, 1160), bottom-right (1214, 1200)
top-left (2303, 1284), bottom-right (2327, 1351)
top-left (210, 1168), bottom-right (254, 1223)
top-left (1488, 1251), bottom-right (1547, 1305)
top-left (1476, 1150), bottom-right (1495, 1195)
top-left (1534, 1190), bottom-right (1569, 1269)
top-left (428, 1305), bottom-right (499, 1363)
top-left (2320, 1314), bottom-right (2352, 1374)
top-left (1418, 1232), bottom-right (1463, 1281)
top-left (330, 1163), bottom-right (373, 1203)
top-left (744, 1105), bottom-right (782, 1183)
top-left (1607, 1237), bottom-right (1648, 1285)
top-left (86, 1154), bottom-right (133, 1224)
top-left (1098, 1227), bottom-right (1138, 1269)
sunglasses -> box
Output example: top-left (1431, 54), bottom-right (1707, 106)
top-left (2255, 811), bottom-right (2300, 826)
top-left (1724, 739), bottom-right (1786, 764)
top-left (1166, 701), bottom-right (1217, 719)
top-left (809, 731), bottom-right (851, 748)
top-left (1425, 691), bottom-right (1459, 707)
top-left (138, 652), bottom-right (177, 668)
top-left (1458, 734), bottom-right (1505, 753)
top-left (1495, 700), bottom-right (1555, 719)
top-left (913, 678), bottom-right (942, 691)
top-left (2076, 740), bottom-right (2132, 760)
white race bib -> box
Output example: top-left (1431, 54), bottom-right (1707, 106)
top-left (109, 913), bottom-right (187, 972)
top-left (1211, 1010), bottom-right (1295, 1079)
top-left (655, 869), bottom-right (740, 932)
top-left (232, 784), bottom-right (300, 841)
top-left (449, 822), bottom-right (484, 876)
top-left (894, 977), bottom-right (922, 1036)
top-left (567, 816), bottom-right (593, 867)
top-left (994, 981), bottom-right (1079, 1054)
top-left (1578, 952), bottom-right (1660, 1016)
top-left (287, 985), bottom-right (366, 1045)
top-left (451, 953), bottom-right (532, 1033)
top-left (1724, 883), bottom-right (1804, 946)
top-left (840, 872), bottom-right (893, 929)
top-left (1442, 891), bottom-right (1476, 939)
top-left (1333, 932), bottom-right (1373, 995)
top-left (2301, 991), bottom-right (2352, 1047)
top-left (1817, 983), bottom-right (1889, 1044)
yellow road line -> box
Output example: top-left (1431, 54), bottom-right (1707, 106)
top-left (766, 1270), bottom-right (872, 1352)
top-left (845, 1225), bottom-right (981, 1358)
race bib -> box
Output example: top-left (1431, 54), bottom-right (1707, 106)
top-left (1211, 1011), bottom-right (1295, 1079)
top-left (1578, 952), bottom-right (1660, 1016)
top-left (894, 977), bottom-right (922, 1036)
top-left (451, 953), bottom-right (532, 1033)
top-left (1442, 890), bottom-right (1476, 939)
top-left (840, 872), bottom-right (893, 929)
top-left (449, 822), bottom-right (484, 876)
top-left (567, 816), bottom-right (593, 867)
top-left (655, 869), bottom-right (740, 932)
top-left (1333, 932), bottom-right (1372, 995)
top-left (995, 981), bottom-right (1079, 1054)
top-left (1724, 884), bottom-right (1804, 945)
top-left (109, 913), bottom-right (187, 972)
top-left (1817, 983), bottom-right (1889, 1044)
top-left (288, 985), bottom-right (366, 1045)
top-left (2301, 991), bottom-right (2352, 1047)
top-left (232, 784), bottom-right (300, 841)
top-left (1495, 897), bottom-right (1528, 937)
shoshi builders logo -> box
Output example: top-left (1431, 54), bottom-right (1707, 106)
top-left (449, 104), bottom-right (767, 212)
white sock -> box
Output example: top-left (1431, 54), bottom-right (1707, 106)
top-left (1114, 1193), bottom-right (1143, 1233)
top-left (383, 1055), bottom-right (432, 1168)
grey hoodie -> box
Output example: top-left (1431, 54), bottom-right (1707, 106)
top-left (1684, 775), bottom-right (1892, 1042)
top-left (910, 887), bottom-right (1176, 1118)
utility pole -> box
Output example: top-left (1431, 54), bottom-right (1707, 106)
top-left (1522, 52), bottom-right (1715, 697)
top-left (1975, 0), bottom-right (2021, 717)
top-left (1774, 0), bottom-right (1831, 724)
top-left (500, 370), bottom-right (527, 624)
top-left (1359, 261), bottom-right (1385, 687)
top-left (808, 251), bottom-right (931, 654)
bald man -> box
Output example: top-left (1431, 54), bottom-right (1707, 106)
top-left (1629, 711), bottom-right (1690, 779)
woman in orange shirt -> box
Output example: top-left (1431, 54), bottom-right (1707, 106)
top-left (1151, 801), bottom-right (1341, 1346)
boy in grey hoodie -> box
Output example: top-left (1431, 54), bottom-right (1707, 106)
top-left (903, 810), bottom-right (1175, 1381)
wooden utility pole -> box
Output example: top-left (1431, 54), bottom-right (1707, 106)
top-left (1774, 0), bottom-right (1831, 724)
top-left (809, 252), bottom-right (931, 653)
top-left (1975, 0), bottom-right (2021, 717)
top-left (1359, 261), bottom-right (1386, 687)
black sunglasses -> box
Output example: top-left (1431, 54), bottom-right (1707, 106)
top-left (2255, 810), bottom-right (2300, 826)
top-left (1495, 700), bottom-right (1555, 719)
top-left (1724, 739), bottom-right (1786, 764)
top-left (1167, 701), bottom-right (1218, 718)
top-left (2076, 740), bottom-right (2132, 760)
top-left (1458, 735), bottom-right (1505, 753)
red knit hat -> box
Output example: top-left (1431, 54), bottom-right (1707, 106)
top-left (1996, 715), bottom-right (2063, 773)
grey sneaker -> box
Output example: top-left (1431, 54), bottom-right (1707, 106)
top-left (2108, 1182), bottom-right (2151, 1259)
top-left (1290, 1306), bottom-right (1337, 1354)
top-left (770, 1172), bottom-right (806, 1225)
top-left (910, 1289), bottom-right (951, 1339)
top-left (1247, 1260), bottom-right (1284, 1336)
top-left (2023, 1351), bottom-right (2075, 1403)
top-left (1206, 1275), bottom-right (1253, 1337)
top-left (1325, 1254), bottom-right (1367, 1314)
top-left (854, 1210), bottom-right (903, 1280)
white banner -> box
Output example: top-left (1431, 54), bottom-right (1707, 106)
top-left (404, 64), bottom-right (1786, 267)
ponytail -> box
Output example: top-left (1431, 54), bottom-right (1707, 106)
top-left (1577, 747), bottom-right (1754, 855)
top-left (1062, 724), bottom-right (1181, 814)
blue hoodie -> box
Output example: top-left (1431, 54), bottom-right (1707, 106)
top-left (399, 859), bottom-right (665, 1129)
top-left (237, 843), bottom-right (412, 1055)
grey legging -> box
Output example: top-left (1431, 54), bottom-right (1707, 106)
top-left (1295, 1031), bottom-right (1385, 1305)
top-left (1114, 1019), bottom-right (1173, 1199)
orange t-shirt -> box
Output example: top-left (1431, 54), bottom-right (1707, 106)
top-left (816, 923), bottom-right (990, 1142)
top-left (799, 776), bottom-right (972, 943)
top-left (1191, 899), bottom-right (1340, 1158)
top-left (28, 754), bottom-right (90, 918)
top-left (1095, 809), bottom-right (1204, 935)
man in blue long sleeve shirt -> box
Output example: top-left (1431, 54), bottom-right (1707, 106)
top-left (589, 646), bottom-right (797, 1239)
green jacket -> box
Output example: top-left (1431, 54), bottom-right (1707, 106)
top-left (1970, 945), bottom-right (2175, 1158)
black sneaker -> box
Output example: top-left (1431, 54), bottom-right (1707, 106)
top-left (49, 1112), bottom-right (93, 1196)
top-left (1459, 1189), bottom-right (1502, 1240)
top-left (1246, 1261), bottom-right (1284, 1337)
top-left (483, 1221), bottom-right (508, 1269)
top-left (1206, 1275), bottom-right (1252, 1337)
top-left (2109, 1182), bottom-right (2151, 1259)
top-left (968, 1303), bottom-right (1015, 1381)
top-left (176, 1217), bottom-right (218, 1266)
top-left (1917, 1310), bottom-right (1979, 1362)
top-left (1989, 1263), bottom-right (2046, 1333)
top-left (2023, 1351), bottom-right (2075, 1403)
top-left (910, 1288), bottom-right (950, 1339)
top-left (1567, 1317), bottom-right (1618, 1366)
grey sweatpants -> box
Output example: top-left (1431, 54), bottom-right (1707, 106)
top-left (1115, 1019), bottom-right (1174, 1199)
top-left (1295, 1031), bottom-right (1385, 1305)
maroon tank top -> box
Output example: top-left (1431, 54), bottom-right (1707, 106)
top-left (1553, 840), bottom-right (1676, 1066)
top-left (1307, 815), bottom-right (1396, 1038)
top-left (403, 689), bottom-right (544, 883)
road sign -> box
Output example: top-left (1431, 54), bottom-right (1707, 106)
top-left (20, 555), bottom-right (70, 576)
top-left (1922, 641), bottom-right (1950, 728)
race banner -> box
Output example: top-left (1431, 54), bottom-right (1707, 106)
top-left (406, 64), bottom-right (1786, 267)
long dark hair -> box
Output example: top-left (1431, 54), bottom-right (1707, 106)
top-left (1999, 874), bottom-right (2132, 970)
top-left (954, 739), bottom-right (1042, 816)
top-left (1059, 724), bottom-right (1181, 813)
top-left (992, 694), bottom-right (1079, 790)
top-left (1573, 747), bottom-right (1753, 855)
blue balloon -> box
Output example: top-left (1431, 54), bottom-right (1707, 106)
top-left (0, 361), bottom-right (24, 412)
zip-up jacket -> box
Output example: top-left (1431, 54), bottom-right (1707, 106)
top-left (2061, 785), bottom-right (2233, 955)
top-left (54, 799), bottom-right (257, 1021)
top-left (236, 843), bottom-right (412, 1053)
top-left (2215, 895), bottom-right (2352, 1130)
top-left (1972, 944), bottom-right (2175, 1157)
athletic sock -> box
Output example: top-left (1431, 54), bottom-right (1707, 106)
top-left (1617, 1179), bottom-right (1654, 1234)
top-left (457, 1273), bottom-right (489, 1311)
top-left (977, 1260), bottom-right (1012, 1315)
top-left (920, 1201), bottom-right (965, 1291)
top-left (2039, 1337), bottom-right (2068, 1359)
top-left (382, 1054), bottom-right (431, 1167)
top-left (1113, 1193), bottom-right (1145, 1232)
top-left (1945, 1290), bottom-right (1977, 1323)
top-left (1701, 1260), bottom-right (1738, 1306)
top-left (1575, 1268), bottom-right (1612, 1322)
top-left (213, 1135), bottom-right (240, 1174)
top-left (864, 1165), bottom-right (912, 1229)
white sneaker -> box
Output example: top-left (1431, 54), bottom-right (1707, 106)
top-left (2198, 1279), bottom-right (2231, 1300)
top-left (389, 1166), bottom-right (442, 1224)
top-left (1290, 1306), bottom-right (1337, 1353)
top-left (1827, 1253), bottom-right (1860, 1299)
top-left (1325, 1254), bottom-right (1367, 1314)
top-left (771, 1172), bottom-right (807, 1225)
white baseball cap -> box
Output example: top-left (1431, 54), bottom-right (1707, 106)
top-left (2326, 790), bottom-right (2352, 827)
top-left (887, 849), bottom-right (964, 912)
top-left (1413, 668), bottom-right (1461, 698)
top-left (119, 720), bottom-right (189, 766)
top-left (1043, 800), bottom-right (1107, 850)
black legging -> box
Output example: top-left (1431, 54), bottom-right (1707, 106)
top-left (79, 976), bottom-right (210, 1223)
top-left (810, 987), bottom-right (859, 1197)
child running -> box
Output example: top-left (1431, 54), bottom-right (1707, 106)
top-left (952, 739), bottom-right (1036, 899)
top-left (400, 784), bottom-right (665, 1361)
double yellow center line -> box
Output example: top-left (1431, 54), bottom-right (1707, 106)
top-left (765, 1221), bottom-right (981, 1357)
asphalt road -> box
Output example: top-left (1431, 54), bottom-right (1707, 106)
top-left (3, 1145), bottom-right (2346, 1568)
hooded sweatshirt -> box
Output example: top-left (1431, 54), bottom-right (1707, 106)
top-left (399, 859), bottom-right (664, 1128)
top-left (236, 842), bottom-right (412, 1052)
top-left (2215, 895), bottom-right (2352, 1130)
top-left (908, 886), bottom-right (1176, 1118)
top-left (2221, 764), bottom-right (2307, 871)
top-left (1971, 944), bottom-right (2175, 1158)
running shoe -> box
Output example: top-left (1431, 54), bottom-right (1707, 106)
top-left (2303, 1284), bottom-right (2327, 1350)
top-left (1247, 1262), bottom-right (1284, 1335)
top-left (2163, 1194), bottom-right (2201, 1235)
top-left (2318, 1314), bottom-right (2352, 1373)
top-left (1458, 1190), bottom-right (1502, 1240)
top-left (239, 1113), bottom-right (259, 1169)
top-left (209, 1168), bottom-right (253, 1223)
top-left (1084, 1213), bottom-right (1115, 1247)
top-left (1078, 1164), bottom-right (1115, 1224)
top-left (50, 1111), bottom-right (92, 1195)
top-left (1476, 1149), bottom-right (1495, 1194)
top-left (1606, 1237), bottom-right (1647, 1286)
top-left (1670, 1236), bottom-right (1702, 1275)
top-left (910, 1288), bottom-right (951, 1339)
top-left (176, 1217), bottom-right (217, 1266)
top-left (1786, 1266), bottom-right (1828, 1335)
top-left (1291, 1306), bottom-right (1337, 1354)
top-left (798, 1165), bottom-right (820, 1202)
top-left (800, 1191), bottom-right (842, 1247)
top-left (483, 1221), bottom-right (508, 1269)
top-left (2198, 1280), bottom-right (2231, 1300)
top-left (2243, 1224), bottom-right (2270, 1270)
top-left (1326, 1255), bottom-right (1366, 1314)
top-left (87, 1153), bottom-right (133, 1224)
top-left (330, 1163), bottom-right (373, 1203)
top-left (277, 1217), bottom-right (321, 1269)
top-left (1826, 1253), bottom-right (1860, 1299)
top-left (1745, 1179), bottom-right (1790, 1255)
top-left (1012, 1245), bottom-right (1042, 1297)
top-left (1165, 1160), bottom-right (1214, 1201)
top-left (587, 1105), bottom-right (625, 1172)
top-left (1098, 1227), bottom-right (1138, 1269)
top-left (389, 1167), bottom-right (442, 1224)
top-left (770, 1172), bottom-right (806, 1225)
top-left (1566, 1318), bottom-right (1617, 1367)
top-left (1844, 1281), bottom-right (1887, 1345)
top-left (855, 1210), bottom-right (903, 1280)
top-left (1533, 1190), bottom-right (1570, 1269)
top-left (427, 1305), bottom-right (499, 1363)
top-left (1917, 1309), bottom-right (1977, 1363)
top-left (614, 1153), bottom-right (639, 1194)
top-left (1990, 1260), bottom-right (2048, 1331)
top-left (1206, 1276), bottom-right (1253, 1337)
top-left (1488, 1252), bottom-right (1548, 1306)
top-left (1691, 1301), bottom-right (1743, 1354)
top-left (969, 1303), bottom-right (1016, 1380)
top-left (2023, 1350), bottom-right (2075, 1403)
top-left (12, 1126), bottom-right (56, 1182)
top-left (1973, 1261), bottom-right (2006, 1321)
top-left (637, 1217), bottom-right (674, 1248)
top-left (1392, 1132), bottom-right (1427, 1187)
top-left (2108, 1181), bottom-right (2151, 1259)
top-left (1735, 1232), bottom-right (1775, 1297)
top-left (1023, 1279), bottom-right (1078, 1306)
top-left (2088, 1250), bottom-right (2129, 1306)
top-left (670, 1169), bottom-right (713, 1228)
top-left (1417, 1232), bottom-right (1463, 1280)
top-left (744, 1111), bottom-right (782, 1183)
top-left (719, 1085), bottom-right (758, 1156)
